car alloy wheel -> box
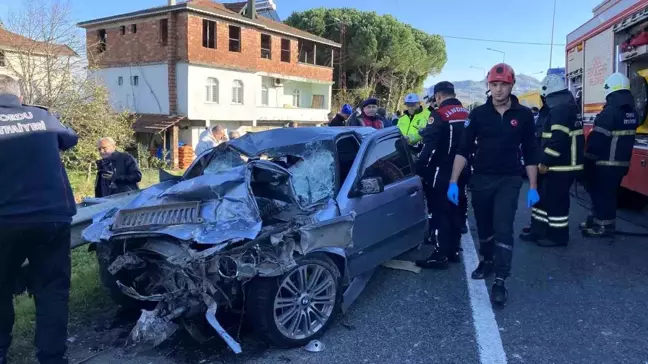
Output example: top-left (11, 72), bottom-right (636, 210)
top-left (272, 264), bottom-right (337, 340)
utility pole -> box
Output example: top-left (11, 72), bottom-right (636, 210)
top-left (549, 0), bottom-right (557, 68)
top-left (339, 22), bottom-right (347, 90)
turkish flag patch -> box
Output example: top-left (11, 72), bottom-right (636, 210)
top-left (510, 119), bottom-right (518, 127)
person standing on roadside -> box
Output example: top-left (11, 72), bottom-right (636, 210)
top-left (195, 125), bottom-right (226, 156)
top-left (95, 137), bottom-right (142, 198)
top-left (329, 104), bottom-right (353, 127)
top-left (447, 63), bottom-right (539, 305)
top-left (415, 81), bottom-right (470, 269)
top-left (0, 75), bottom-right (78, 364)
top-left (519, 74), bottom-right (584, 247)
top-left (397, 93), bottom-right (429, 146)
top-left (347, 98), bottom-right (385, 129)
top-left (581, 72), bottom-right (638, 237)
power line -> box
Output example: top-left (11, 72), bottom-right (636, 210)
top-left (440, 35), bottom-right (566, 46)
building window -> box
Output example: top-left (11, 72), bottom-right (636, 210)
top-left (120, 26), bottom-right (126, 35)
top-left (160, 19), bottom-right (168, 46)
top-left (281, 39), bottom-right (291, 63)
top-left (229, 25), bottom-right (241, 52)
top-left (0, 52), bottom-right (5, 67)
top-left (131, 76), bottom-right (139, 86)
top-left (261, 86), bottom-right (269, 106)
top-left (232, 80), bottom-right (244, 104)
top-left (206, 77), bottom-right (219, 103)
top-left (292, 89), bottom-right (301, 107)
top-left (260, 33), bottom-right (271, 59)
top-left (97, 29), bottom-right (107, 53)
top-left (131, 24), bottom-right (137, 33)
top-left (118, 76), bottom-right (123, 86)
top-left (202, 19), bottom-right (216, 49)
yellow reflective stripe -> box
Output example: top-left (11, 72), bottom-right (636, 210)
top-left (532, 208), bottom-right (547, 216)
top-left (532, 215), bottom-right (549, 223)
top-left (571, 133), bottom-right (577, 166)
top-left (548, 165), bottom-right (584, 171)
top-left (542, 132), bottom-right (552, 138)
top-left (593, 126), bottom-right (612, 136)
top-left (551, 124), bottom-right (571, 134)
top-left (596, 161), bottom-right (630, 167)
top-left (544, 147), bottom-right (561, 157)
top-left (612, 130), bottom-right (636, 136)
top-left (549, 221), bottom-right (569, 228)
top-left (570, 129), bottom-right (583, 136)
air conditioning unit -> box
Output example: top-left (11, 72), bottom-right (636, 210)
top-left (273, 78), bottom-right (283, 87)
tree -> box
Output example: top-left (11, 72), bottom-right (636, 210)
top-left (2, 0), bottom-right (135, 172)
top-left (284, 8), bottom-right (447, 112)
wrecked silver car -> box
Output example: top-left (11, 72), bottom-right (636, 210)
top-left (82, 126), bottom-right (428, 353)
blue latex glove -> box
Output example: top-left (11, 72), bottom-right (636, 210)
top-left (447, 182), bottom-right (459, 206)
top-left (527, 188), bottom-right (540, 208)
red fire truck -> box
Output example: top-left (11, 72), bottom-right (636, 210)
top-left (566, 0), bottom-right (648, 197)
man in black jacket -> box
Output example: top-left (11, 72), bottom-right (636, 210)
top-left (581, 73), bottom-right (638, 237)
top-left (329, 104), bottom-right (353, 127)
top-left (448, 64), bottom-right (539, 305)
top-left (0, 75), bottom-right (78, 364)
top-left (415, 81), bottom-right (470, 269)
top-left (95, 137), bottom-right (142, 198)
top-left (520, 74), bottom-right (584, 247)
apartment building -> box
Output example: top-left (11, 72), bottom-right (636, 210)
top-left (78, 0), bottom-right (340, 167)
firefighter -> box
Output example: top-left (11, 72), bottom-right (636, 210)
top-left (397, 93), bottom-right (430, 146)
top-left (415, 81), bottom-right (470, 269)
top-left (519, 74), bottom-right (584, 247)
top-left (448, 63), bottom-right (539, 305)
top-left (581, 72), bottom-right (638, 237)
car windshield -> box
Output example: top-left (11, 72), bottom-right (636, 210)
top-left (204, 142), bottom-right (336, 206)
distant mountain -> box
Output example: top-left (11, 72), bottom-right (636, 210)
top-left (428, 74), bottom-right (542, 106)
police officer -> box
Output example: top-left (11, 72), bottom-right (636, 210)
top-left (416, 81), bottom-right (470, 269)
top-left (581, 72), bottom-right (638, 237)
top-left (0, 75), bottom-right (78, 364)
top-left (448, 63), bottom-right (540, 305)
top-left (397, 93), bottom-right (430, 146)
top-left (519, 74), bottom-right (584, 247)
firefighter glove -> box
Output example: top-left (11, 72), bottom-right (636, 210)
top-left (447, 182), bottom-right (459, 206)
top-left (527, 188), bottom-right (540, 208)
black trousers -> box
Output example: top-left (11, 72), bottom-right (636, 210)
top-left (0, 223), bottom-right (71, 364)
top-left (586, 165), bottom-right (626, 228)
top-left (530, 171), bottom-right (575, 243)
top-left (433, 178), bottom-right (468, 256)
top-left (470, 174), bottom-right (523, 279)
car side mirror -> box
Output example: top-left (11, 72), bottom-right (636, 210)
top-left (351, 177), bottom-right (384, 197)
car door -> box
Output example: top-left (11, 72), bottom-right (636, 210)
top-left (337, 128), bottom-right (427, 278)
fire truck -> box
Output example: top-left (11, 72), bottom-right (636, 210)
top-left (566, 0), bottom-right (648, 197)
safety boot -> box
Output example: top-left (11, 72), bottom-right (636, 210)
top-left (519, 231), bottom-right (540, 242)
top-left (491, 278), bottom-right (508, 306)
top-left (471, 260), bottom-right (494, 280)
top-left (582, 224), bottom-right (615, 238)
top-left (415, 251), bottom-right (449, 270)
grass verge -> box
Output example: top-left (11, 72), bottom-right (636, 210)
top-left (9, 169), bottom-right (166, 363)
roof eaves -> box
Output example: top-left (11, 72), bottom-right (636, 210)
top-left (77, 3), bottom-right (187, 28)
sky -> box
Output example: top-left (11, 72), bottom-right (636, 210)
top-left (0, 0), bottom-right (602, 85)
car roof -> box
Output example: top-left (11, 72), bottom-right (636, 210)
top-left (228, 127), bottom-right (376, 156)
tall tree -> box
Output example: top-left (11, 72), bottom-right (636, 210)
top-left (284, 8), bottom-right (447, 111)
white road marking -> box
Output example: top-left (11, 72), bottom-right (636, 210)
top-left (461, 223), bottom-right (508, 364)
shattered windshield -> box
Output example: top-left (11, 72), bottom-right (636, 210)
top-left (203, 142), bottom-right (336, 206)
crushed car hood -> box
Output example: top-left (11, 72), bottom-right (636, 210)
top-left (82, 160), bottom-right (301, 247)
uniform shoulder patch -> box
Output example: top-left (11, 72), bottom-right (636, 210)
top-left (427, 116), bottom-right (435, 125)
top-left (464, 119), bottom-right (471, 128)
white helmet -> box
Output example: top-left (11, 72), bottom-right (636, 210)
top-left (404, 93), bottom-right (421, 104)
top-left (603, 72), bottom-right (630, 97)
top-left (540, 74), bottom-right (567, 97)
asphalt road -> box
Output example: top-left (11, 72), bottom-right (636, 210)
top-left (71, 183), bottom-right (648, 364)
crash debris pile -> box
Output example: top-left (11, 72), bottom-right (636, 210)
top-left (178, 145), bottom-right (195, 169)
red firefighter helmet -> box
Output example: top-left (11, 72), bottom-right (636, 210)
top-left (487, 63), bottom-right (516, 84)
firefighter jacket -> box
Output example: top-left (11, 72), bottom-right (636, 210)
top-left (417, 98), bottom-right (470, 185)
top-left (398, 106), bottom-right (430, 144)
top-left (539, 89), bottom-right (584, 172)
top-left (585, 89), bottom-right (638, 173)
top-left (458, 95), bottom-right (539, 175)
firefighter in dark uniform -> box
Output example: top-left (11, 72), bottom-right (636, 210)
top-left (415, 81), bottom-right (470, 269)
top-left (0, 75), bottom-right (78, 364)
top-left (448, 64), bottom-right (540, 305)
top-left (519, 74), bottom-right (584, 246)
top-left (581, 72), bottom-right (638, 237)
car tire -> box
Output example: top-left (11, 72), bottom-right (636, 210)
top-left (245, 253), bottom-right (342, 348)
top-left (95, 241), bottom-right (146, 311)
